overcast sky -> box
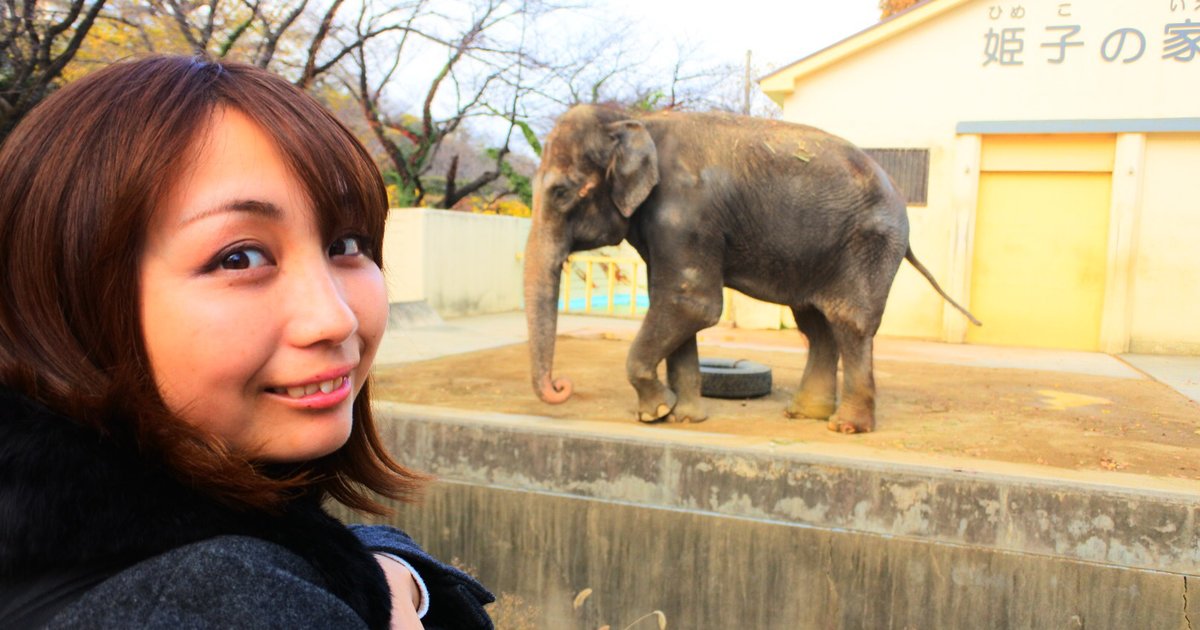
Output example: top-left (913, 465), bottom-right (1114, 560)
top-left (599, 0), bottom-right (882, 73)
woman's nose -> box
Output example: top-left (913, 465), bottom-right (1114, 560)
top-left (286, 265), bottom-right (358, 348)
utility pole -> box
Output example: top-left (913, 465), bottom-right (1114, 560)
top-left (743, 50), bottom-right (752, 115)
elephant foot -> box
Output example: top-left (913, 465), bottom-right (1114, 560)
top-left (668, 400), bottom-right (708, 423)
top-left (637, 389), bottom-right (677, 423)
top-left (826, 403), bottom-right (875, 434)
top-left (785, 396), bottom-right (836, 420)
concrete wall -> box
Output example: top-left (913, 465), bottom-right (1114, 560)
top-left (383, 208), bottom-right (531, 318)
top-left (759, 0), bottom-right (1200, 351)
top-left (342, 403), bottom-right (1200, 628)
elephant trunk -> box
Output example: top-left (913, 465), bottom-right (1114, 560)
top-left (524, 229), bottom-right (573, 404)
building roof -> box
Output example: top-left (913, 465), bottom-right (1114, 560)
top-left (759, 0), bottom-right (975, 106)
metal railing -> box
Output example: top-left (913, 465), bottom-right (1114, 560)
top-left (558, 253), bottom-right (737, 324)
top-left (560, 254), bottom-right (646, 316)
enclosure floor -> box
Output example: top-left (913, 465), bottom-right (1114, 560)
top-left (374, 321), bottom-right (1200, 484)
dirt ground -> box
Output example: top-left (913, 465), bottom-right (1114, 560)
top-left (374, 330), bottom-right (1200, 481)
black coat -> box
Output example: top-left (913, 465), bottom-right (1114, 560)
top-left (0, 388), bottom-right (493, 629)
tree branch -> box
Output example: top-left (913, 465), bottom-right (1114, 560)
top-left (40, 0), bottom-right (105, 82)
top-left (162, 0), bottom-right (204, 53)
top-left (217, 0), bottom-right (258, 58)
top-left (295, 0), bottom-right (342, 89)
top-left (198, 0), bottom-right (219, 51)
top-left (254, 0), bottom-right (306, 68)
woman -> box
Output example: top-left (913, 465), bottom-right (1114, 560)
top-left (0, 56), bottom-right (493, 629)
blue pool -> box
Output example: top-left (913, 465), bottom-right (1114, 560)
top-left (559, 293), bottom-right (650, 312)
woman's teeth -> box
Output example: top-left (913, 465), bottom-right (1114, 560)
top-left (276, 376), bottom-right (346, 398)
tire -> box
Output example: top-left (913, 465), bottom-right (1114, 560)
top-left (699, 357), bottom-right (772, 399)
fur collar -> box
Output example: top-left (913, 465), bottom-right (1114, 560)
top-left (0, 388), bottom-right (389, 629)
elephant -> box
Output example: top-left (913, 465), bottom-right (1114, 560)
top-left (523, 104), bottom-right (979, 433)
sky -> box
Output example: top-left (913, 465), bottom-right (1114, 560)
top-left (599, 0), bottom-right (882, 75)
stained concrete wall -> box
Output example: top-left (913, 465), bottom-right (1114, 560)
top-left (344, 403), bottom-right (1200, 628)
top-left (396, 482), bottom-right (1192, 629)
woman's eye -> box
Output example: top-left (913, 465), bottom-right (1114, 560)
top-left (219, 247), bottom-right (270, 270)
top-left (329, 235), bottom-right (369, 258)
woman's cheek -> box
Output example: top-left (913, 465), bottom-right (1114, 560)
top-left (359, 267), bottom-right (389, 346)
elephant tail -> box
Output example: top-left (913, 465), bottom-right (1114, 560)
top-left (904, 247), bottom-right (983, 326)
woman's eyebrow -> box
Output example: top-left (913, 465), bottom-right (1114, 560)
top-left (179, 199), bottom-right (283, 227)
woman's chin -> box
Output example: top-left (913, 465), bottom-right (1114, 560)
top-left (251, 425), bottom-right (354, 464)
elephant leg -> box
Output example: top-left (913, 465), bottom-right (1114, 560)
top-left (786, 305), bottom-right (839, 420)
top-left (825, 318), bottom-right (876, 434)
top-left (627, 294), bottom-right (721, 423)
top-left (666, 336), bottom-right (707, 423)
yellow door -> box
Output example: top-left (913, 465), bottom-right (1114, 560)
top-left (967, 135), bottom-right (1114, 351)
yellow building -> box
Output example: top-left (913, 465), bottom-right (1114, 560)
top-left (755, 0), bottom-right (1199, 355)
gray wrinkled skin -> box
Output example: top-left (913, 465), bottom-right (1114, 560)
top-left (524, 105), bottom-right (965, 433)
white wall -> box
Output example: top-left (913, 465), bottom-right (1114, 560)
top-left (383, 208), bottom-right (531, 318)
top-left (1129, 134), bottom-right (1200, 354)
top-left (783, 1), bottom-right (1199, 131)
top-left (383, 209), bottom-right (426, 303)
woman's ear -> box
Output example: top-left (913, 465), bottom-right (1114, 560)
top-left (605, 120), bottom-right (658, 218)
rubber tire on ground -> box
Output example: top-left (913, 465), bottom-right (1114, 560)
top-left (699, 357), bottom-right (772, 399)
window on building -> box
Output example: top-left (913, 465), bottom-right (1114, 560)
top-left (862, 148), bottom-right (929, 207)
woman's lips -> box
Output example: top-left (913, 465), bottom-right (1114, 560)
top-left (266, 375), bottom-right (352, 408)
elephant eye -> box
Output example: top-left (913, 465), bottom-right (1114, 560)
top-left (550, 184), bottom-right (573, 202)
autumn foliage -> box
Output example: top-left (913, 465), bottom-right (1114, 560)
top-left (880, 0), bottom-right (925, 19)
top-left (453, 195), bottom-right (532, 218)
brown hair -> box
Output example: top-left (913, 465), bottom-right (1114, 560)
top-left (0, 56), bottom-right (423, 513)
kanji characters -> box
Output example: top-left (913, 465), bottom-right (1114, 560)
top-left (984, 27), bottom-right (1026, 65)
top-left (1042, 25), bottom-right (1084, 63)
top-left (1163, 19), bottom-right (1200, 61)
top-left (982, 8), bottom-right (1198, 66)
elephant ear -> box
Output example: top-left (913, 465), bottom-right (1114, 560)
top-left (606, 120), bottom-right (658, 218)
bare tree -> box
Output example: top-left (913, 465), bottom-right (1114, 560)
top-left (0, 0), bottom-right (107, 140)
top-left (523, 24), bottom-right (639, 108)
top-left (146, 0), bottom-right (416, 89)
top-left (703, 54), bottom-right (783, 119)
top-left (634, 41), bottom-right (730, 111)
top-left (1, 0), bottom-right (549, 207)
top-left (522, 29), bottom-right (753, 117)
top-left (349, 0), bottom-right (545, 209)
top-left (3, 0), bottom-right (765, 205)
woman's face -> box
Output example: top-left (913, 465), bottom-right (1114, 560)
top-left (140, 108), bottom-right (388, 462)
